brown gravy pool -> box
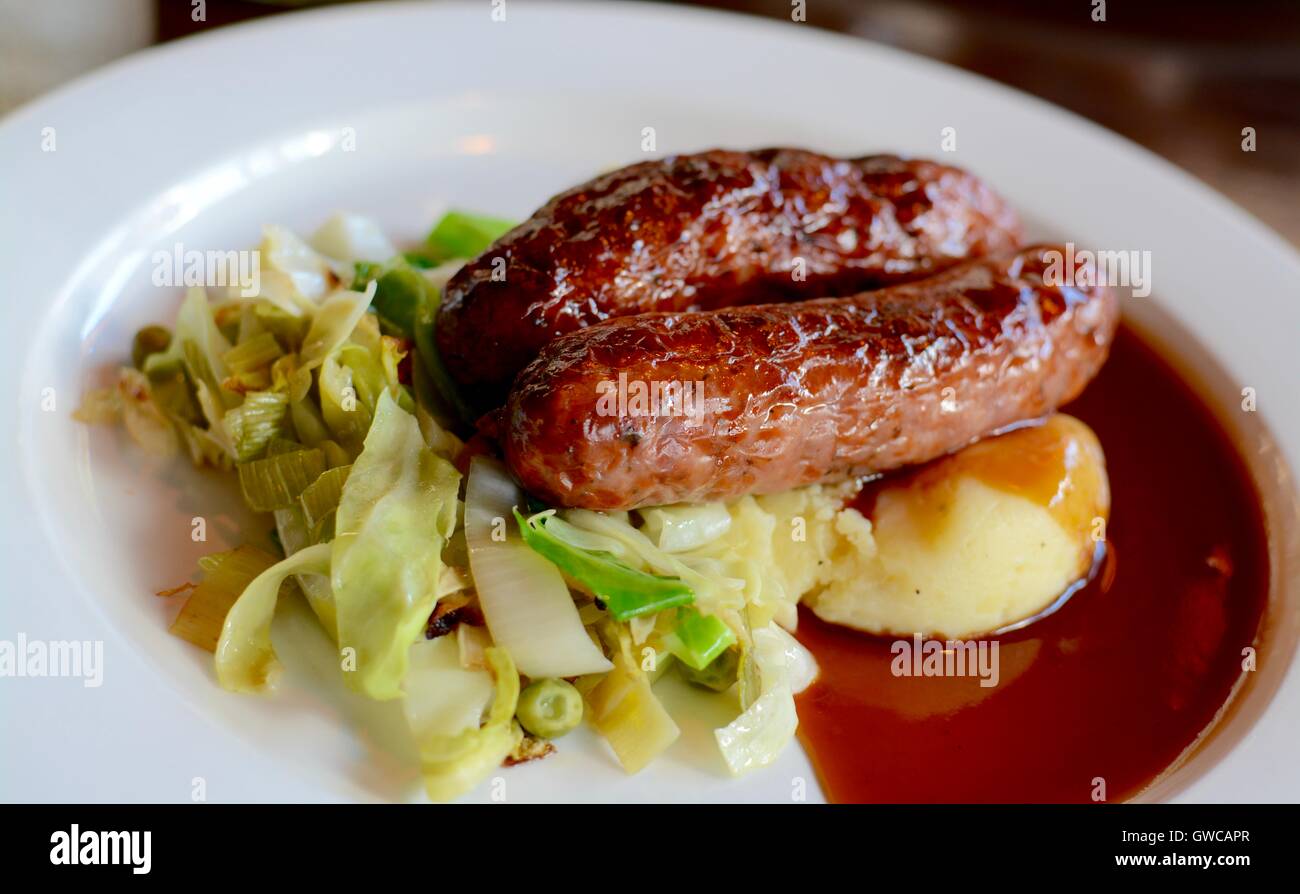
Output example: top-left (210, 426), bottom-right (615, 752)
top-left (793, 324), bottom-right (1270, 803)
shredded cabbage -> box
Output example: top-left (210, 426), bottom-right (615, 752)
top-left (640, 504), bottom-right (733, 552)
top-left (215, 543), bottom-right (331, 693)
top-left (713, 623), bottom-right (818, 776)
top-left (299, 281), bottom-right (376, 370)
top-left (260, 224), bottom-right (333, 309)
top-left (330, 391), bottom-right (461, 700)
top-left (414, 645), bottom-right (522, 802)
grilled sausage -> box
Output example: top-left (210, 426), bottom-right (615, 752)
top-left (436, 149), bottom-right (1023, 406)
top-left (502, 245), bottom-right (1119, 510)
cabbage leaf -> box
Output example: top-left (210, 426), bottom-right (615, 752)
top-left (330, 390), bottom-right (460, 700)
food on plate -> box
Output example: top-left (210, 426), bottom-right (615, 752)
top-left (805, 413), bottom-right (1110, 639)
top-left (436, 150), bottom-right (1023, 405)
top-left (76, 148), bottom-right (1263, 804)
top-left (502, 245), bottom-right (1118, 510)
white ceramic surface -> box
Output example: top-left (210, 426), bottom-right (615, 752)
top-left (1, 0), bottom-right (1297, 803)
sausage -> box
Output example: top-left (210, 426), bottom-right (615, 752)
top-left (436, 149), bottom-right (1023, 406)
top-left (502, 245), bottom-right (1119, 510)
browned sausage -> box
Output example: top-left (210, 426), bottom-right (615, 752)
top-left (436, 149), bottom-right (1022, 406)
top-left (502, 245), bottom-right (1119, 510)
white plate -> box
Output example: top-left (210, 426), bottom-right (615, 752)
top-left (2, 0), bottom-right (1298, 804)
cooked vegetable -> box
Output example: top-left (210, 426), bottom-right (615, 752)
top-left (215, 542), bottom-right (331, 692)
top-left (425, 210), bottom-right (516, 261)
top-left (237, 448), bottom-right (326, 512)
top-left (146, 286), bottom-right (232, 393)
top-left (299, 282), bottom-right (376, 370)
top-left (254, 302), bottom-right (310, 347)
top-left (516, 678), bottom-right (583, 739)
top-left (336, 343), bottom-right (386, 413)
top-left (318, 350), bottom-right (371, 450)
top-left (662, 607), bottom-right (737, 671)
top-left (299, 464), bottom-right (351, 532)
top-left (516, 509), bottom-right (694, 621)
top-left (678, 645), bottom-right (741, 692)
top-left (410, 264), bottom-right (475, 425)
top-left (170, 545), bottom-right (279, 652)
top-left (116, 368), bottom-right (180, 457)
top-left (370, 266), bottom-right (426, 338)
top-left (221, 331), bottom-right (282, 374)
top-left (309, 212), bottom-right (397, 266)
top-left (78, 212), bottom-right (856, 801)
top-left (416, 645), bottom-right (522, 802)
top-left (712, 624), bottom-right (817, 776)
top-left (582, 622), bottom-right (679, 773)
top-left (403, 634), bottom-right (494, 749)
top-left (273, 506), bottom-right (336, 636)
top-left (259, 224), bottom-right (332, 311)
top-left (132, 325), bottom-right (172, 371)
top-left (639, 504), bottom-right (733, 552)
top-left (222, 391), bottom-right (289, 462)
top-left (560, 508), bottom-right (745, 616)
top-left (330, 391), bottom-right (461, 700)
top-left (464, 458), bottom-right (613, 678)
top-left (289, 397), bottom-right (330, 447)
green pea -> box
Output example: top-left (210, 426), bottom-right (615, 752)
top-left (516, 678), bottom-right (583, 739)
top-left (132, 325), bottom-right (172, 371)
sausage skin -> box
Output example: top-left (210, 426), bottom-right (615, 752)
top-left (503, 245), bottom-right (1119, 510)
top-left (437, 149), bottom-right (1022, 405)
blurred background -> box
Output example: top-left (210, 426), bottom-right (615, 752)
top-left (2, 0), bottom-right (1297, 244)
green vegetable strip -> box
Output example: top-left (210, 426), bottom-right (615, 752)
top-left (238, 448), bottom-right (326, 512)
top-left (222, 391), bottom-right (289, 462)
top-left (370, 267), bottom-right (426, 338)
top-left (665, 607), bottom-right (737, 671)
top-left (425, 210), bottom-right (516, 261)
top-left (401, 251), bottom-right (437, 269)
top-left (299, 464), bottom-right (352, 532)
top-left (413, 276), bottom-right (475, 425)
top-left (221, 331), bottom-right (283, 374)
top-left (514, 509), bottom-right (693, 621)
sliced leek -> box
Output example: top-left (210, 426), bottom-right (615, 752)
top-left (222, 391), bottom-right (289, 462)
top-left (237, 448), bottom-right (327, 512)
top-left (170, 545), bottom-right (279, 652)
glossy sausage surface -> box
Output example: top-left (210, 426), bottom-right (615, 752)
top-left (437, 149), bottom-right (1023, 405)
top-left (502, 245), bottom-right (1120, 510)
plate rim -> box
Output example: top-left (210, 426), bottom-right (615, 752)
top-left (2, 0), bottom-right (1298, 804)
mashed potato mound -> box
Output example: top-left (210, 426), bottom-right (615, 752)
top-left (806, 414), bottom-right (1109, 638)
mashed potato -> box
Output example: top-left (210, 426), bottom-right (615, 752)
top-left (805, 414), bottom-right (1109, 638)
